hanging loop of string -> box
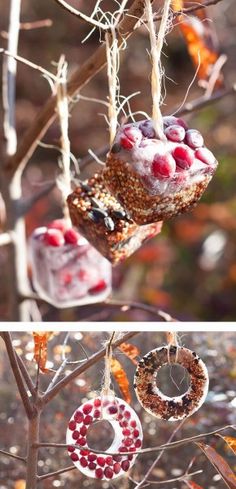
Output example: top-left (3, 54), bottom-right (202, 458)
top-left (145, 0), bottom-right (172, 141)
top-left (105, 28), bottom-right (119, 146)
top-left (166, 331), bottom-right (179, 364)
top-left (101, 331), bottom-right (116, 397)
top-left (55, 54), bottom-right (72, 223)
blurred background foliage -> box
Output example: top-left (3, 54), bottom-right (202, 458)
top-left (0, 331), bottom-right (235, 488)
top-left (0, 1), bottom-right (236, 321)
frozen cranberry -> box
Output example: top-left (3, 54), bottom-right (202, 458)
top-left (163, 116), bottom-right (187, 129)
top-left (78, 437), bottom-right (86, 446)
top-left (97, 456), bottom-right (105, 467)
top-left (129, 447), bottom-right (136, 452)
top-left (89, 280), bottom-right (107, 294)
top-left (114, 462), bottom-right (121, 474)
top-left (68, 445), bottom-right (75, 452)
top-left (63, 272), bottom-right (72, 285)
top-left (172, 145), bottom-right (194, 169)
top-left (135, 439), bottom-right (142, 448)
top-left (84, 415), bottom-right (93, 425)
top-left (165, 124), bottom-right (185, 142)
top-left (123, 429), bottom-right (131, 436)
top-left (64, 228), bottom-right (80, 244)
top-left (121, 126), bottom-right (142, 149)
top-left (120, 404), bottom-right (125, 411)
top-left (124, 438), bottom-right (133, 447)
top-left (128, 454), bottom-right (134, 461)
top-left (83, 403), bottom-right (93, 415)
top-left (121, 460), bottom-right (130, 471)
top-left (68, 420), bottom-right (76, 431)
top-left (133, 429), bottom-right (140, 438)
top-left (139, 120), bottom-right (156, 138)
top-left (119, 446), bottom-right (127, 453)
top-left (195, 147), bottom-right (216, 165)
top-left (48, 219), bottom-right (67, 232)
top-left (88, 454), bottom-right (97, 462)
top-left (77, 269), bottom-right (89, 281)
top-left (105, 456), bottom-right (113, 466)
top-left (94, 409), bottom-right (101, 418)
top-left (114, 455), bottom-right (122, 462)
top-left (74, 411), bottom-right (83, 423)
top-left (70, 452), bottom-right (79, 461)
top-left (80, 426), bottom-right (87, 436)
top-left (185, 129), bottom-right (204, 149)
top-left (152, 153), bottom-right (176, 179)
top-left (72, 430), bottom-right (80, 440)
top-left (80, 457), bottom-right (88, 467)
top-left (44, 229), bottom-right (64, 247)
top-left (124, 411), bottom-right (131, 419)
top-left (121, 420), bottom-right (128, 427)
top-left (130, 420), bottom-right (137, 428)
top-left (94, 399), bottom-right (101, 407)
top-left (108, 405), bottom-right (118, 415)
top-left (88, 462), bottom-right (96, 470)
top-left (95, 468), bottom-right (104, 479)
top-left (104, 467), bottom-right (114, 479)
top-left (80, 449), bottom-right (89, 456)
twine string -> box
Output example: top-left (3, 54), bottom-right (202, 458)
top-left (101, 331), bottom-right (116, 397)
top-left (105, 27), bottom-right (119, 146)
top-left (166, 331), bottom-right (179, 364)
top-left (145, 0), bottom-right (172, 140)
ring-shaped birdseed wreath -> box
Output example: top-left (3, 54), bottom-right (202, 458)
top-left (134, 345), bottom-right (209, 421)
top-left (66, 396), bottom-right (143, 480)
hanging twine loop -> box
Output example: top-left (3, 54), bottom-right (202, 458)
top-left (145, 0), bottom-right (172, 141)
top-left (166, 331), bottom-right (179, 364)
top-left (100, 332), bottom-right (118, 420)
top-left (55, 54), bottom-right (72, 224)
top-left (105, 26), bottom-right (119, 146)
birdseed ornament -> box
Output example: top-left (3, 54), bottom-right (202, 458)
top-left (66, 395), bottom-right (143, 480)
top-left (67, 172), bottom-right (163, 265)
top-left (134, 344), bottom-right (209, 421)
top-left (29, 219), bottom-right (112, 307)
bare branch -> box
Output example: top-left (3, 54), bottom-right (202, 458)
top-left (52, 0), bottom-right (110, 30)
top-left (16, 352), bottom-right (36, 397)
top-left (176, 84), bottom-right (236, 117)
top-left (0, 449), bottom-right (26, 463)
top-left (17, 181), bottom-right (56, 216)
top-left (145, 470), bottom-right (203, 485)
top-left (105, 299), bottom-right (177, 321)
top-left (38, 465), bottom-right (75, 481)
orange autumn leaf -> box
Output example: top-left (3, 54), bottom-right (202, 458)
top-left (217, 435), bottom-right (236, 455)
top-left (111, 358), bottom-right (131, 403)
top-left (186, 482), bottom-right (204, 489)
top-left (14, 481), bottom-right (26, 489)
top-left (118, 343), bottom-right (140, 365)
top-left (196, 442), bottom-right (236, 489)
top-left (33, 332), bottom-right (54, 373)
top-left (172, 0), bottom-right (224, 86)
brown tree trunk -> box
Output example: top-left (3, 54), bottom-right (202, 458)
top-left (25, 410), bottom-right (41, 489)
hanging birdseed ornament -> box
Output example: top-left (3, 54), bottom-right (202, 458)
top-left (66, 334), bottom-right (143, 480)
top-left (30, 220), bottom-right (112, 307)
top-left (103, 0), bottom-right (218, 225)
top-left (67, 172), bottom-right (162, 265)
top-left (134, 334), bottom-right (209, 421)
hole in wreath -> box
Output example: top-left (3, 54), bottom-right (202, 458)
top-left (156, 364), bottom-right (190, 397)
top-left (87, 420), bottom-right (115, 451)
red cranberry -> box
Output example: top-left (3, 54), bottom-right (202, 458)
top-left (172, 145), bottom-right (194, 169)
top-left (80, 449), bottom-right (89, 456)
top-left (124, 411), bottom-right (131, 419)
top-left (121, 460), bottom-right (130, 471)
top-left (94, 409), bottom-right (101, 419)
top-left (152, 153), bottom-right (176, 179)
top-left (121, 420), bottom-right (128, 427)
top-left (130, 420), bottom-right (137, 428)
top-left (119, 446), bottom-right (127, 453)
top-left (88, 462), bottom-right (96, 470)
top-left (124, 438), bottom-right (133, 447)
top-left (133, 429), bottom-right (140, 438)
top-left (120, 126), bottom-right (142, 150)
top-left (48, 219), bottom-right (67, 232)
top-left (105, 456), bottom-right (113, 466)
top-left (88, 454), bottom-right (97, 462)
top-left (163, 116), bottom-right (187, 130)
top-left (80, 426), bottom-right (87, 436)
top-left (114, 462), bottom-right (121, 474)
top-left (94, 399), bottom-right (101, 407)
top-left (128, 454), bottom-right (134, 461)
top-left (78, 269), bottom-right (89, 281)
top-left (63, 272), bottom-right (72, 285)
top-left (123, 429), bottom-right (131, 436)
top-left (70, 452), bottom-right (79, 461)
top-left (89, 280), bottom-right (107, 294)
top-left (135, 439), bottom-right (142, 448)
top-left (97, 456), bottom-right (105, 467)
top-left (78, 437), bottom-right (86, 446)
top-left (68, 445), bottom-right (75, 452)
top-left (108, 405), bottom-right (118, 415)
top-left (114, 455), bottom-right (122, 462)
top-left (185, 129), bottom-right (204, 148)
top-left (64, 228), bottom-right (80, 244)
top-left (80, 457), bottom-right (88, 467)
top-left (72, 430), bottom-right (80, 440)
top-left (68, 420), bottom-right (76, 431)
top-left (139, 120), bottom-right (156, 138)
top-left (95, 468), bottom-right (104, 479)
top-left (195, 147), bottom-right (215, 165)
top-left (44, 229), bottom-right (64, 247)
top-left (120, 404), bottom-right (125, 411)
top-left (74, 411), bottom-right (83, 423)
top-left (104, 467), bottom-right (114, 479)
top-left (84, 415), bottom-right (93, 425)
top-left (165, 124), bottom-right (185, 142)
top-left (83, 403), bottom-right (93, 415)
top-left (129, 447), bottom-right (136, 452)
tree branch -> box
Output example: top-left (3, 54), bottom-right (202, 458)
top-left (2, 332), bottom-right (34, 418)
top-left (16, 352), bottom-right (36, 397)
top-left (41, 331), bottom-right (139, 405)
top-left (105, 299), bottom-right (177, 321)
top-left (0, 449), bottom-right (26, 463)
top-left (38, 465), bottom-right (75, 480)
top-left (176, 84), bottom-right (236, 117)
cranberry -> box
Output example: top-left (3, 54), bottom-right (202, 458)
top-left (77, 269), bottom-right (89, 281)
top-left (80, 426), bottom-right (87, 436)
top-left (130, 420), bottom-right (137, 428)
top-left (114, 455), bottom-right (122, 462)
top-left (95, 468), bottom-right (104, 479)
top-left (67, 445), bottom-right (75, 452)
top-left (120, 404), bottom-right (125, 411)
top-left (163, 116), bottom-right (187, 129)
top-left (152, 153), bottom-right (176, 179)
top-left (88, 280), bottom-right (107, 294)
top-left (172, 145), bottom-right (194, 169)
top-left (83, 403), bottom-right (93, 415)
top-left (114, 462), bottom-right (121, 474)
top-left (139, 120), bottom-right (156, 138)
top-left (123, 429), bottom-right (131, 436)
top-left (48, 219), bottom-right (67, 232)
top-left (121, 460), bottom-right (130, 471)
top-left (64, 228), bottom-right (80, 244)
top-left (119, 446), bottom-right (127, 453)
top-left (63, 273), bottom-right (72, 285)
top-left (121, 126), bottom-right (142, 149)
top-left (94, 409), bottom-right (101, 418)
top-left (97, 456), bottom-right (105, 467)
top-left (133, 429), bottom-right (140, 438)
top-left (105, 456), bottom-right (113, 466)
top-left (108, 405), bottom-right (118, 415)
top-left (88, 462), bottom-right (96, 470)
top-left (74, 411), bottom-right (83, 423)
top-left (72, 430), bottom-right (80, 440)
top-left (185, 129), bottom-right (204, 149)
top-left (195, 147), bottom-right (215, 165)
top-left (124, 411), bottom-right (131, 419)
top-left (94, 399), bottom-right (101, 407)
top-left (128, 454), bottom-right (134, 461)
top-left (104, 467), bottom-right (114, 479)
top-left (84, 415), bottom-right (93, 425)
top-left (124, 438), bottom-right (133, 447)
top-left (80, 457), bottom-right (88, 467)
top-left (135, 439), bottom-right (142, 448)
top-left (121, 420), bottom-right (128, 427)
top-left (165, 124), bottom-right (185, 142)
top-left (44, 229), bottom-right (64, 247)
top-left (80, 449), bottom-right (89, 456)
top-left (88, 454), bottom-right (97, 462)
top-left (68, 420), bottom-right (76, 431)
top-left (70, 452), bottom-right (79, 461)
top-left (129, 447), bottom-right (136, 452)
top-left (78, 437), bottom-right (86, 446)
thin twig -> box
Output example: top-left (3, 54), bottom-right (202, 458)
top-left (0, 449), bottom-right (26, 463)
top-left (105, 299), bottom-right (177, 321)
top-left (176, 84), bottom-right (236, 116)
top-left (146, 470), bottom-right (203, 485)
top-left (52, 0), bottom-right (110, 30)
top-left (38, 465), bottom-right (76, 480)
top-left (16, 352), bottom-right (36, 397)
top-left (1, 49), bottom-right (58, 81)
